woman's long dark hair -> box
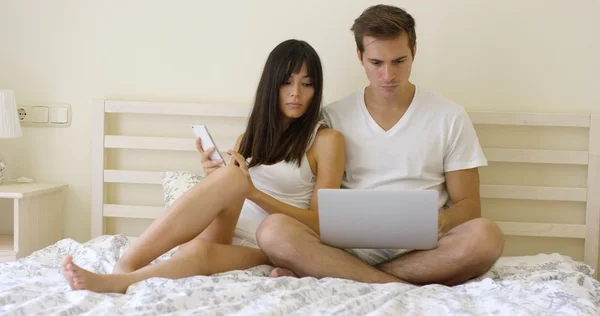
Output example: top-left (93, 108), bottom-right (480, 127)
top-left (238, 39), bottom-right (323, 168)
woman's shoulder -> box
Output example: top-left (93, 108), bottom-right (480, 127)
top-left (309, 126), bottom-right (345, 167)
top-left (313, 126), bottom-right (345, 147)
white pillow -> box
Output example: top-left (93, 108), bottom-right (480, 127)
top-left (160, 171), bottom-right (204, 207)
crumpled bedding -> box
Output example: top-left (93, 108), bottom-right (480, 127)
top-left (0, 235), bottom-right (598, 315)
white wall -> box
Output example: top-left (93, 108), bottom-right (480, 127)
top-left (0, 0), bottom-right (598, 243)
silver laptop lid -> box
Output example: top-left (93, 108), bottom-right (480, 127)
top-left (318, 189), bottom-right (439, 250)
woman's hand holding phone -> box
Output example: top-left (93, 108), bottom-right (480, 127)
top-left (192, 124), bottom-right (226, 176)
top-left (196, 137), bottom-right (225, 176)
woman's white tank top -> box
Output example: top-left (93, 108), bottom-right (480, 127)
top-left (235, 124), bottom-right (322, 239)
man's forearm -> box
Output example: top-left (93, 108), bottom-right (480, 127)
top-left (441, 198), bottom-right (481, 233)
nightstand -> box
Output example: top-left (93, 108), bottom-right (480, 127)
top-left (0, 182), bottom-right (67, 262)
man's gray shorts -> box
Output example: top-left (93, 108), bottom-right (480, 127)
top-left (344, 248), bottom-right (414, 266)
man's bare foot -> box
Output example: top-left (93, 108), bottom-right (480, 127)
top-left (270, 267), bottom-right (298, 278)
top-left (62, 256), bottom-right (132, 293)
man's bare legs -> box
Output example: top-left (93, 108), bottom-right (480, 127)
top-left (112, 164), bottom-right (250, 274)
top-left (256, 214), bottom-right (504, 286)
top-left (256, 214), bottom-right (402, 283)
top-left (375, 218), bottom-right (504, 285)
top-left (63, 236), bottom-right (269, 293)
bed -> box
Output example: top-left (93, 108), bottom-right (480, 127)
top-left (0, 99), bottom-right (599, 315)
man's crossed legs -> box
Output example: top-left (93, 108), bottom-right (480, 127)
top-left (256, 214), bottom-right (504, 286)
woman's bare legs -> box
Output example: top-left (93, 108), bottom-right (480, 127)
top-left (63, 236), bottom-right (269, 293)
top-left (112, 164), bottom-right (249, 274)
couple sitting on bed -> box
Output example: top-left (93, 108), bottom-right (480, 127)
top-left (62, 4), bottom-right (505, 293)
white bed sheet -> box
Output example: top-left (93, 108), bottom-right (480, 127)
top-left (0, 235), bottom-right (599, 315)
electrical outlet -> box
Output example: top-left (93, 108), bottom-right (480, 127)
top-left (16, 104), bottom-right (71, 127)
top-left (17, 106), bottom-right (32, 123)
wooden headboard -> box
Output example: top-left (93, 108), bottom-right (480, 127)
top-left (91, 99), bottom-right (600, 277)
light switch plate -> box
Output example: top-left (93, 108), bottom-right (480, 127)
top-left (49, 106), bottom-right (69, 124)
top-left (31, 106), bottom-right (49, 123)
top-left (17, 103), bottom-right (71, 127)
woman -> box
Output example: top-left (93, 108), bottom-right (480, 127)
top-left (61, 39), bottom-right (345, 293)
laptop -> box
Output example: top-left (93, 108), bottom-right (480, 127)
top-left (317, 189), bottom-right (439, 250)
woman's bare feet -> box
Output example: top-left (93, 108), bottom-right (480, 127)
top-left (112, 261), bottom-right (135, 274)
top-left (62, 256), bottom-right (133, 294)
top-left (270, 267), bottom-right (298, 278)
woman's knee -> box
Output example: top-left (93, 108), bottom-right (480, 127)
top-left (256, 214), bottom-right (296, 245)
top-left (210, 164), bottom-right (251, 195)
top-left (216, 164), bottom-right (246, 181)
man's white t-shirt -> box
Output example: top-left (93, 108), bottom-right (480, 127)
top-left (322, 85), bottom-right (488, 209)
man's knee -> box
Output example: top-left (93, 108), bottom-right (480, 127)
top-left (460, 218), bottom-right (505, 268)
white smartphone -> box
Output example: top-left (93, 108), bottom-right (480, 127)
top-left (191, 124), bottom-right (226, 167)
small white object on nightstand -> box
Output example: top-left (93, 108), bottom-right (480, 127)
top-left (0, 182), bottom-right (67, 262)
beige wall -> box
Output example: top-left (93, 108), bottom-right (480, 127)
top-left (0, 0), bottom-right (598, 256)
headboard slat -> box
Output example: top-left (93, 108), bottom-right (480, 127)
top-left (104, 204), bottom-right (164, 219)
top-left (584, 114), bottom-right (600, 277)
top-left (104, 135), bottom-right (590, 166)
top-left (497, 222), bottom-right (586, 238)
top-left (104, 170), bottom-right (163, 184)
top-left (483, 148), bottom-right (589, 165)
top-left (104, 135), bottom-right (236, 153)
top-left (91, 100), bottom-right (107, 238)
top-left (480, 185), bottom-right (587, 202)
top-left (102, 202), bottom-right (589, 239)
top-left (469, 112), bottom-right (591, 127)
top-left (105, 100), bottom-right (251, 117)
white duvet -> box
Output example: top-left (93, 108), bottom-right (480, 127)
top-left (0, 235), bottom-right (599, 315)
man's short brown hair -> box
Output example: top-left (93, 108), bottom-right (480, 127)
top-left (351, 5), bottom-right (417, 57)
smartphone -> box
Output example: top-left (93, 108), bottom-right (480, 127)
top-left (191, 124), bottom-right (226, 167)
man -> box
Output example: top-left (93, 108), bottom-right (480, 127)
top-left (254, 4), bottom-right (505, 286)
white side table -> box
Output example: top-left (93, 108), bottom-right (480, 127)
top-left (0, 182), bottom-right (67, 262)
